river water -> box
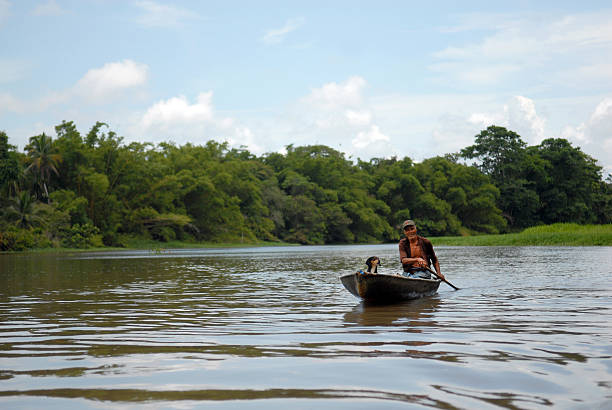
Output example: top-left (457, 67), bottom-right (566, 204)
top-left (0, 245), bottom-right (611, 409)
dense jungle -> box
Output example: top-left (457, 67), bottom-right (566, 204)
top-left (1, 121), bottom-right (610, 251)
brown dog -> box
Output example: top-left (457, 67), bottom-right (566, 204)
top-left (365, 256), bottom-right (381, 273)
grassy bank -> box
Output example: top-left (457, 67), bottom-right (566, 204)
top-left (123, 238), bottom-right (295, 250)
top-left (5, 223), bottom-right (611, 253)
top-left (3, 239), bottom-right (296, 254)
top-left (432, 223), bottom-right (612, 246)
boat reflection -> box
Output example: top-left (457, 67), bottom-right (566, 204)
top-left (343, 296), bottom-right (441, 328)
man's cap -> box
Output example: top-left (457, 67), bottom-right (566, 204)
top-left (402, 219), bottom-right (416, 229)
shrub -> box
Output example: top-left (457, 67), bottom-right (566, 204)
top-left (0, 228), bottom-right (35, 251)
top-left (60, 223), bottom-right (103, 248)
top-left (0, 227), bottom-right (50, 251)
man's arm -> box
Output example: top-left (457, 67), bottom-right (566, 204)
top-left (432, 260), bottom-right (445, 280)
top-left (399, 240), bottom-right (409, 264)
top-left (424, 238), bottom-right (445, 280)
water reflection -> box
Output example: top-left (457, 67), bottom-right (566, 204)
top-left (343, 297), bottom-right (440, 329)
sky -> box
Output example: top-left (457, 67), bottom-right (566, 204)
top-left (1, 0), bottom-right (612, 175)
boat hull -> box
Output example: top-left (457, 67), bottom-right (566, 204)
top-left (340, 272), bottom-right (440, 302)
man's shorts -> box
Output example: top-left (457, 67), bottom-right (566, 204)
top-left (402, 270), bottom-right (431, 279)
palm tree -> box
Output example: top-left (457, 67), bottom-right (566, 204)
top-left (25, 133), bottom-right (62, 202)
top-left (2, 191), bottom-right (46, 229)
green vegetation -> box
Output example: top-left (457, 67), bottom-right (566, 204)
top-left (1, 122), bottom-right (610, 251)
top-left (432, 223), bottom-right (612, 246)
top-left (460, 126), bottom-right (610, 228)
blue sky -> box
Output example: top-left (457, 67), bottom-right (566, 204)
top-left (2, 1), bottom-right (612, 174)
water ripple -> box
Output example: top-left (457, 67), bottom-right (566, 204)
top-left (1, 245), bottom-right (611, 408)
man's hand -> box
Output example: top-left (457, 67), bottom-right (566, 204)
top-left (402, 257), bottom-right (426, 267)
top-left (415, 258), bottom-right (427, 268)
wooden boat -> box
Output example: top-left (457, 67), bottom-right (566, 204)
top-left (340, 272), bottom-right (440, 302)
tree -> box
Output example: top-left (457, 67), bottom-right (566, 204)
top-left (414, 157), bottom-right (506, 234)
top-left (460, 126), bottom-right (538, 227)
top-left (282, 195), bottom-right (326, 244)
top-left (460, 126), bottom-right (527, 180)
top-left (2, 191), bottom-right (47, 229)
top-left (0, 131), bottom-right (22, 199)
top-left (54, 121), bottom-right (87, 192)
top-left (25, 133), bottom-right (62, 202)
top-left (529, 138), bottom-right (605, 224)
top-left (277, 145), bottom-right (395, 243)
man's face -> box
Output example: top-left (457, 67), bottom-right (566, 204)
top-left (404, 225), bottom-right (417, 238)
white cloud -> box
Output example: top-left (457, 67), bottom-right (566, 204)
top-left (366, 93), bottom-right (550, 160)
top-left (420, 93), bottom-right (612, 173)
top-left (221, 76), bottom-right (395, 159)
top-left (302, 76), bottom-right (365, 109)
top-left (368, 91), bottom-right (612, 174)
top-left (369, 93), bottom-right (501, 159)
top-left (352, 125), bottom-right (390, 149)
top-left (141, 92), bottom-right (214, 128)
top-left (506, 95), bottom-right (546, 143)
top-left (279, 76), bottom-right (398, 159)
top-left (465, 96), bottom-right (545, 144)
top-left (262, 18), bottom-right (304, 44)
top-left (563, 97), bottom-right (612, 175)
top-left (134, 92), bottom-right (261, 153)
top-left (33, 0), bottom-right (66, 16)
top-left (345, 110), bottom-right (371, 126)
top-left (468, 112), bottom-right (504, 127)
top-left (432, 112), bottom-right (483, 155)
top-left (432, 11), bottom-right (612, 88)
top-left (225, 126), bottom-right (265, 155)
top-left (134, 0), bottom-right (199, 28)
top-left (74, 60), bottom-right (148, 102)
top-left (562, 123), bottom-right (587, 142)
top-left (591, 98), bottom-right (612, 122)
top-left (0, 60), bottom-right (146, 116)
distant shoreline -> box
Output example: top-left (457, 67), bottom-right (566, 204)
top-left (2, 223), bottom-right (610, 254)
top-left (431, 223), bottom-right (612, 246)
top-left (1, 240), bottom-right (297, 254)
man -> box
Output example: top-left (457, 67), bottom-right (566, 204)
top-left (398, 219), bottom-right (445, 280)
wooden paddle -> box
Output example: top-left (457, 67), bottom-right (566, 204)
top-left (424, 266), bottom-right (460, 290)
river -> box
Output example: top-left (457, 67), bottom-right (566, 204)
top-left (1, 245), bottom-right (611, 409)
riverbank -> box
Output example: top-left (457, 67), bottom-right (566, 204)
top-left (1, 238), bottom-right (296, 254)
top-left (3, 223), bottom-right (611, 253)
top-left (123, 238), bottom-right (296, 250)
top-left (432, 223), bottom-right (612, 246)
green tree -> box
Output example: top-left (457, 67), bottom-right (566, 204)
top-left (54, 121), bottom-right (88, 192)
top-left (0, 131), bottom-right (22, 199)
top-left (25, 133), bottom-right (62, 202)
top-left (282, 195), bottom-right (326, 244)
top-left (49, 189), bottom-right (90, 226)
top-left (361, 157), bottom-right (420, 232)
top-left (529, 138), bottom-right (605, 224)
top-left (597, 175), bottom-right (612, 224)
top-left (460, 126), bottom-right (539, 227)
top-left (414, 157), bottom-right (505, 234)
top-left (274, 145), bottom-right (395, 243)
top-left (2, 191), bottom-right (48, 229)
top-left (461, 126), bottom-right (527, 180)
